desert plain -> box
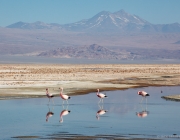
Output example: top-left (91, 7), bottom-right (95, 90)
top-left (0, 64), bottom-right (180, 100)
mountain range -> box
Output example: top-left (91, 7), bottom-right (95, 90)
top-left (6, 10), bottom-right (180, 33)
top-left (1, 10), bottom-right (180, 60)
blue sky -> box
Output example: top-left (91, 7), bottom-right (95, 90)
top-left (0, 0), bottom-right (180, 27)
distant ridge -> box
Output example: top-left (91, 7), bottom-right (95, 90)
top-left (6, 10), bottom-right (180, 33)
top-left (7, 21), bottom-right (63, 29)
top-left (38, 44), bottom-right (135, 60)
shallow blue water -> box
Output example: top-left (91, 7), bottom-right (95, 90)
top-left (0, 86), bottom-right (180, 139)
top-left (0, 55), bottom-right (180, 64)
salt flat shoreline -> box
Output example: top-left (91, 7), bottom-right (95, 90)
top-left (0, 64), bottom-right (180, 100)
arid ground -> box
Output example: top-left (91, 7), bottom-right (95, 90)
top-left (0, 64), bottom-right (180, 99)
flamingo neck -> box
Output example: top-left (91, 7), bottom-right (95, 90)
top-left (96, 114), bottom-right (99, 120)
top-left (97, 89), bottom-right (99, 95)
top-left (46, 116), bottom-right (49, 122)
top-left (61, 88), bottom-right (63, 94)
top-left (60, 116), bottom-right (63, 123)
top-left (60, 88), bottom-right (63, 95)
top-left (60, 94), bottom-right (63, 99)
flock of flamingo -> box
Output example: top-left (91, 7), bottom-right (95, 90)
top-left (46, 87), bottom-right (110, 105)
top-left (46, 87), bottom-right (150, 122)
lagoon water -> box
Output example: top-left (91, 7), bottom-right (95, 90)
top-left (0, 86), bottom-right (180, 139)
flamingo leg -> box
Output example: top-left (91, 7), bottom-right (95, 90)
top-left (98, 98), bottom-right (101, 104)
top-left (66, 100), bottom-right (69, 104)
top-left (66, 105), bottom-right (69, 110)
top-left (62, 104), bottom-right (64, 109)
top-left (98, 104), bottom-right (103, 110)
top-left (140, 103), bottom-right (143, 111)
top-left (62, 100), bottom-right (64, 105)
top-left (102, 98), bottom-right (104, 104)
top-left (140, 97), bottom-right (144, 104)
top-left (98, 104), bottom-right (101, 109)
top-left (146, 101), bottom-right (147, 111)
top-left (48, 98), bottom-right (50, 104)
top-left (52, 98), bottom-right (55, 105)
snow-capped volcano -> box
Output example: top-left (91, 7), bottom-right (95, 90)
top-left (7, 9), bottom-right (180, 32)
top-left (63, 10), bottom-right (151, 31)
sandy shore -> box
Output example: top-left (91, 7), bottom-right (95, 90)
top-left (12, 134), bottom-right (162, 140)
top-left (0, 64), bottom-right (180, 100)
top-left (162, 94), bottom-right (180, 101)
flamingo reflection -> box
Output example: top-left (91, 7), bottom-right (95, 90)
top-left (136, 104), bottom-right (149, 118)
top-left (60, 105), bottom-right (71, 123)
top-left (46, 106), bottom-right (54, 122)
top-left (136, 110), bottom-right (149, 118)
top-left (96, 104), bottom-right (108, 120)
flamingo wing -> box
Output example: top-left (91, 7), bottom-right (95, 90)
top-left (62, 94), bottom-right (69, 100)
top-left (97, 110), bottom-right (106, 115)
top-left (60, 110), bottom-right (70, 116)
top-left (47, 93), bottom-right (54, 98)
top-left (142, 91), bottom-right (148, 96)
top-left (98, 93), bottom-right (106, 98)
top-left (49, 93), bottom-right (53, 96)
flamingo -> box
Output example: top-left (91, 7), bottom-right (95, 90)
top-left (59, 87), bottom-right (71, 104)
top-left (96, 104), bottom-right (108, 120)
top-left (96, 89), bottom-right (107, 103)
top-left (137, 91), bottom-right (150, 104)
top-left (46, 88), bottom-right (54, 105)
top-left (60, 109), bottom-right (71, 123)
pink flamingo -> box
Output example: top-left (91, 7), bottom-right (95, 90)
top-left (59, 87), bottom-right (71, 104)
top-left (60, 109), bottom-right (71, 123)
top-left (137, 91), bottom-right (150, 103)
top-left (97, 89), bottom-right (107, 103)
top-left (46, 88), bottom-right (54, 104)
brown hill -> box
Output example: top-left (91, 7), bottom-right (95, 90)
top-left (38, 44), bottom-right (136, 60)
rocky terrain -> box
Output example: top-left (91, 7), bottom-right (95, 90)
top-left (38, 44), bottom-right (135, 60)
top-left (37, 44), bottom-right (180, 60)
